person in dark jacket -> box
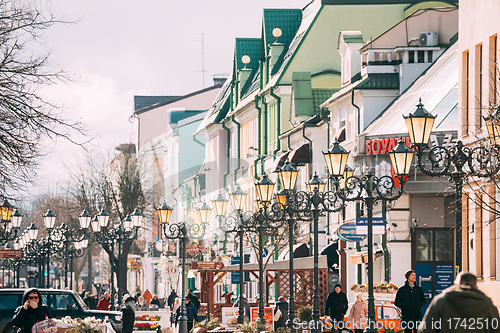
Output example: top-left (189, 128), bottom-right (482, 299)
top-left (418, 272), bottom-right (500, 333)
top-left (120, 294), bottom-right (136, 333)
top-left (233, 296), bottom-right (251, 321)
top-left (176, 298), bottom-right (199, 332)
top-left (83, 292), bottom-right (97, 310)
top-left (167, 289), bottom-right (177, 310)
top-left (395, 269), bottom-right (426, 333)
top-left (274, 296), bottom-right (289, 330)
top-left (324, 284), bottom-right (348, 333)
top-left (186, 289), bottom-right (200, 311)
top-left (12, 288), bottom-right (52, 333)
top-left (150, 294), bottom-right (161, 308)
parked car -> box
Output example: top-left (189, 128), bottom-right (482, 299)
top-left (0, 289), bottom-right (122, 333)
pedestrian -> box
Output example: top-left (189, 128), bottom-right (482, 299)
top-left (121, 294), bottom-right (136, 333)
top-left (12, 288), bottom-right (52, 333)
top-left (172, 298), bottom-right (181, 327)
top-left (167, 289), bottom-right (178, 310)
top-left (142, 289), bottom-right (152, 306)
top-left (348, 293), bottom-right (367, 333)
top-left (274, 296), bottom-right (289, 330)
top-left (418, 272), bottom-right (500, 333)
top-left (176, 298), bottom-right (198, 332)
top-left (395, 269), bottom-right (426, 333)
top-left (233, 296), bottom-right (251, 321)
top-left (324, 284), bottom-right (348, 333)
top-left (187, 289), bottom-right (200, 311)
top-left (83, 292), bottom-right (97, 310)
top-left (135, 292), bottom-right (140, 303)
top-left (136, 296), bottom-right (150, 311)
top-left (96, 292), bottom-right (111, 310)
top-left (150, 294), bottom-right (160, 308)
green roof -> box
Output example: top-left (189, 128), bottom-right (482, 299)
top-left (235, 38), bottom-right (260, 73)
top-left (356, 73), bottom-right (399, 90)
top-left (343, 34), bottom-right (363, 43)
top-left (261, 9), bottom-right (302, 61)
top-left (312, 89), bottom-right (339, 114)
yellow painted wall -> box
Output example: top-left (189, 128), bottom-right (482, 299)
top-left (280, 4), bottom-right (409, 86)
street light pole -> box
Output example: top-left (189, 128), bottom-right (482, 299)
top-left (320, 139), bottom-right (413, 333)
top-left (158, 203), bottom-right (207, 333)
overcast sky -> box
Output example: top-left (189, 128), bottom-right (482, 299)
top-left (28, 0), bottom-right (306, 198)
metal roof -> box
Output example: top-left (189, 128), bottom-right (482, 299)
top-left (312, 89), bottom-right (339, 114)
top-left (356, 73), bottom-right (399, 90)
top-left (134, 96), bottom-right (179, 111)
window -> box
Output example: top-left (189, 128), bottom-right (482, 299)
top-left (418, 51), bottom-right (425, 63)
top-left (435, 230), bottom-right (453, 261)
top-left (461, 50), bottom-right (470, 134)
top-left (428, 50), bottom-right (433, 63)
top-left (416, 230), bottom-right (433, 261)
top-left (409, 50), bottom-right (415, 63)
top-left (476, 44), bottom-right (483, 130)
top-left (476, 193), bottom-right (483, 278)
top-left (52, 294), bottom-right (78, 311)
top-left (0, 295), bottom-right (20, 309)
top-left (490, 35), bottom-right (498, 107)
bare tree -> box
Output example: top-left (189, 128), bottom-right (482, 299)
top-left (0, 1), bottom-right (85, 195)
top-left (68, 143), bottom-right (150, 296)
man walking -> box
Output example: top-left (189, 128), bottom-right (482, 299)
top-left (418, 272), bottom-right (499, 333)
top-left (324, 284), bottom-right (348, 332)
top-left (395, 269), bottom-right (426, 333)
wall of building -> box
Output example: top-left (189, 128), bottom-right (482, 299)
top-left (459, 0), bottom-right (500, 307)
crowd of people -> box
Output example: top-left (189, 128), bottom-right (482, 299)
top-left (9, 270), bottom-right (499, 333)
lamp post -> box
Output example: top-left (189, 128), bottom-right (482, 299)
top-left (319, 139), bottom-right (413, 333)
top-left (94, 208), bottom-right (142, 305)
top-left (158, 203), bottom-right (207, 333)
top-left (0, 199), bottom-right (22, 242)
top-left (401, 99), bottom-right (500, 273)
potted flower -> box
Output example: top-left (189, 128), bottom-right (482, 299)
top-left (193, 317), bottom-right (221, 333)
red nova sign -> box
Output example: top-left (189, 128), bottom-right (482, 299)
top-left (366, 137), bottom-right (411, 155)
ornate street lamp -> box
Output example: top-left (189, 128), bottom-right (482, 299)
top-left (319, 140), bottom-right (412, 333)
top-left (402, 99), bottom-right (500, 272)
top-left (94, 208), bottom-right (141, 304)
top-left (0, 200), bottom-right (22, 241)
top-left (158, 203), bottom-right (207, 333)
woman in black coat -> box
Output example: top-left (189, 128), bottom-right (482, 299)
top-left (274, 296), bottom-right (289, 330)
top-left (12, 288), bottom-right (52, 333)
top-left (120, 295), bottom-right (136, 333)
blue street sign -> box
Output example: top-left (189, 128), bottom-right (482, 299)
top-left (262, 248), bottom-right (269, 257)
top-left (231, 256), bottom-right (241, 284)
top-left (336, 222), bottom-right (366, 242)
top-left (355, 217), bottom-right (386, 235)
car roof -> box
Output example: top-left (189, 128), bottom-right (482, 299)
top-left (0, 288), bottom-right (76, 293)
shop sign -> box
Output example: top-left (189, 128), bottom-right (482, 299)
top-left (250, 307), bottom-right (273, 330)
top-left (355, 217), bottom-right (385, 235)
top-left (192, 261), bottom-right (224, 270)
top-left (366, 137), bottom-right (411, 155)
top-left (336, 222), bottom-right (366, 242)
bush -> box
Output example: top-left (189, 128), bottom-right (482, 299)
top-left (297, 306), bottom-right (312, 322)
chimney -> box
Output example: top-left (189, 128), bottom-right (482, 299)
top-left (292, 72), bottom-right (314, 122)
top-left (269, 28), bottom-right (285, 75)
top-left (238, 55), bottom-right (253, 100)
top-left (213, 74), bottom-right (229, 87)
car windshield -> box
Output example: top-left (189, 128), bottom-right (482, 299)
top-left (72, 291), bottom-right (89, 310)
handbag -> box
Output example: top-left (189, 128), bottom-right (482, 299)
top-left (32, 317), bottom-right (57, 333)
top-left (273, 308), bottom-right (282, 322)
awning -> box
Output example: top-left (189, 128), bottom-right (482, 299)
top-left (320, 242), bottom-right (339, 269)
top-left (288, 143), bottom-right (310, 166)
top-left (348, 249), bottom-right (384, 265)
top-left (272, 143), bottom-right (311, 172)
top-left (272, 151), bottom-right (291, 172)
top-left (278, 243), bottom-right (310, 261)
